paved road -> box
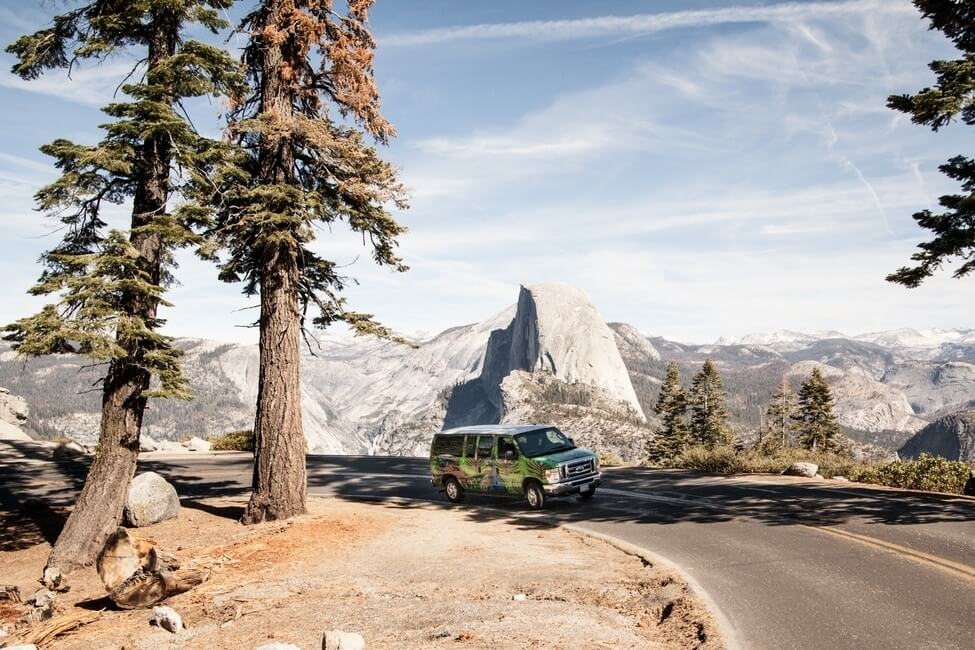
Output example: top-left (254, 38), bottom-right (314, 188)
top-left (3, 440), bottom-right (975, 649)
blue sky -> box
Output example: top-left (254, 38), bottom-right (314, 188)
top-left (0, 0), bottom-right (970, 344)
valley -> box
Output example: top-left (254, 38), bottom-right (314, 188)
top-left (2, 283), bottom-right (973, 463)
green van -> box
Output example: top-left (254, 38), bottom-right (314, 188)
top-left (429, 424), bottom-right (601, 510)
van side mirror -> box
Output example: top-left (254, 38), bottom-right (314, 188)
top-left (568, 438), bottom-right (575, 446)
top-left (504, 450), bottom-right (516, 461)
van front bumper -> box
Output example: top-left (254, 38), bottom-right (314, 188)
top-left (544, 472), bottom-right (601, 496)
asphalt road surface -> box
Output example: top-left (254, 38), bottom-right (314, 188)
top-left (2, 440), bottom-right (974, 650)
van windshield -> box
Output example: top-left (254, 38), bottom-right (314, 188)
top-left (513, 428), bottom-right (574, 458)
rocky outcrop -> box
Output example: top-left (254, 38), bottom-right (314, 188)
top-left (610, 322), bottom-right (661, 363)
top-left (125, 472), bottom-right (180, 527)
top-left (882, 361), bottom-right (975, 418)
top-left (0, 387), bottom-right (31, 441)
top-left (787, 361), bottom-right (926, 434)
top-left (479, 284), bottom-right (644, 420)
top-left (498, 371), bottom-right (651, 462)
top-left (898, 410), bottom-right (975, 463)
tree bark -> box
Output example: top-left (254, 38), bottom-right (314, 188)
top-left (242, 243), bottom-right (307, 523)
top-left (46, 12), bottom-right (176, 573)
top-left (241, 0), bottom-right (307, 524)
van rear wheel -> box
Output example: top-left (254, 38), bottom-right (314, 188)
top-left (524, 480), bottom-right (546, 510)
top-left (444, 477), bottom-right (464, 503)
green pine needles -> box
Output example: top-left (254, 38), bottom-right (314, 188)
top-left (887, 0), bottom-right (975, 287)
top-left (4, 1), bottom-right (242, 401)
top-left (648, 361), bottom-right (690, 462)
top-left (795, 367), bottom-right (844, 453)
top-left (205, 0), bottom-right (410, 340)
top-left (688, 358), bottom-right (734, 449)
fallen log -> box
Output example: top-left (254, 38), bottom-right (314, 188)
top-left (13, 611), bottom-right (99, 647)
top-left (96, 528), bottom-right (207, 609)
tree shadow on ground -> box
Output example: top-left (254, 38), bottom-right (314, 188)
top-left (0, 440), bottom-right (89, 551)
top-left (314, 463), bottom-right (975, 533)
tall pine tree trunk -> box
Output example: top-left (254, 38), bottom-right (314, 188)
top-left (242, 243), bottom-right (307, 523)
top-left (241, 0), bottom-right (307, 524)
top-left (46, 14), bottom-right (176, 573)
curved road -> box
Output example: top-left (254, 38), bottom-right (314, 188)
top-left (2, 441), bottom-right (974, 649)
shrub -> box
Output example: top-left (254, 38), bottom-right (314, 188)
top-left (665, 446), bottom-right (974, 495)
top-left (852, 454), bottom-right (972, 494)
top-left (209, 429), bottom-right (255, 452)
top-left (670, 445), bottom-right (861, 478)
top-left (598, 451), bottom-right (625, 468)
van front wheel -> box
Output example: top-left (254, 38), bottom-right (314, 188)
top-left (444, 477), bottom-right (464, 503)
top-left (525, 481), bottom-right (546, 510)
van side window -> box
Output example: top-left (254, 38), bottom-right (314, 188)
top-left (432, 435), bottom-right (463, 457)
top-left (477, 435), bottom-right (495, 461)
top-left (463, 434), bottom-right (478, 459)
top-left (498, 436), bottom-right (518, 459)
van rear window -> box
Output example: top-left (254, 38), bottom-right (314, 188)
top-left (432, 435), bottom-right (463, 456)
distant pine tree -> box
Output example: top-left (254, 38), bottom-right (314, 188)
top-left (887, 1), bottom-right (975, 287)
top-left (762, 378), bottom-right (799, 452)
top-left (796, 368), bottom-right (844, 452)
top-left (648, 361), bottom-right (689, 462)
top-left (688, 359), bottom-right (733, 449)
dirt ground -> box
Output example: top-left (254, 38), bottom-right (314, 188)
top-left (0, 497), bottom-right (721, 649)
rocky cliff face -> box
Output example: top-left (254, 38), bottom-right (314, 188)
top-left (479, 284), bottom-right (644, 420)
top-left (1, 283), bottom-right (646, 458)
top-left (899, 411), bottom-right (975, 462)
top-left (785, 361), bottom-right (927, 435)
top-left (0, 387), bottom-right (32, 441)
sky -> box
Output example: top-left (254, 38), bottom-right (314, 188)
top-left (0, 0), bottom-right (971, 345)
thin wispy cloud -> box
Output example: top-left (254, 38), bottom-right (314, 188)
top-left (0, 60), bottom-right (138, 107)
top-left (382, 0), bottom-right (914, 47)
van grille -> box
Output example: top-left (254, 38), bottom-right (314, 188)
top-left (563, 459), bottom-right (595, 478)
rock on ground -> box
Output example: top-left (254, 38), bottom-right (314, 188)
top-left (783, 462), bottom-right (819, 478)
top-left (182, 436), bottom-right (211, 452)
top-left (125, 472), bottom-right (180, 527)
top-left (323, 630), bottom-right (365, 650)
top-left (152, 606), bottom-right (183, 634)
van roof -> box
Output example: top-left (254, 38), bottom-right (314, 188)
top-left (437, 424), bottom-right (553, 436)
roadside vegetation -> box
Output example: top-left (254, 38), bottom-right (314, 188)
top-left (647, 358), bottom-right (975, 495)
top-left (208, 429), bottom-right (255, 452)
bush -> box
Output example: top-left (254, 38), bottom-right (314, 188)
top-left (665, 446), bottom-right (974, 495)
top-left (852, 454), bottom-right (972, 494)
top-left (208, 429), bottom-right (255, 452)
top-left (669, 445), bottom-right (861, 478)
top-left (598, 451), bottom-right (625, 468)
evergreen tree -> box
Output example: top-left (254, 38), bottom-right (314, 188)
top-left (688, 359), bottom-right (733, 448)
top-left (795, 368), bottom-right (843, 452)
top-left (887, 1), bottom-right (975, 287)
top-left (207, 0), bottom-right (408, 524)
top-left (762, 377), bottom-right (798, 452)
top-left (648, 361), bottom-right (689, 462)
top-left (4, 1), bottom-right (240, 571)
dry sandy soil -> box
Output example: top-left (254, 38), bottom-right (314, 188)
top-left (1, 497), bottom-right (721, 649)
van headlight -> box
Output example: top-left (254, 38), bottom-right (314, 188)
top-left (544, 468), bottom-right (561, 484)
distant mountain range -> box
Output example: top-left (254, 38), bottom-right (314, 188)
top-left (1, 283), bottom-right (973, 462)
top-left (715, 328), bottom-right (975, 357)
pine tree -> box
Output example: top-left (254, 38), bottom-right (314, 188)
top-left (887, 1), bottom-right (975, 287)
top-left (688, 359), bottom-right (733, 449)
top-left (4, 1), bottom-right (241, 572)
top-left (795, 368), bottom-right (843, 452)
top-left (648, 361), bottom-right (689, 462)
top-left (207, 0), bottom-right (408, 524)
top-left (762, 377), bottom-right (798, 453)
